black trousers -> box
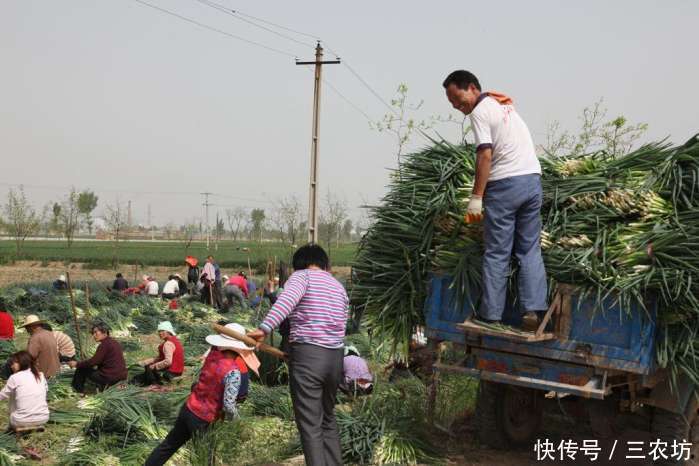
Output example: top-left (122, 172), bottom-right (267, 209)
top-left (162, 293), bottom-right (177, 300)
top-left (201, 283), bottom-right (218, 307)
top-left (213, 281), bottom-right (223, 309)
top-left (145, 404), bottom-right (210, 466)
top-left (289, 343), bottom-right (343, 466)
top-left (132, 366), bottom-right (175, 386)
top-left (71, 367), bottom-right (116, 393)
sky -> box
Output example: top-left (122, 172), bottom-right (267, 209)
top-left (1, 0), bottom-right (697, 228)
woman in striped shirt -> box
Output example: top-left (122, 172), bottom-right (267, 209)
top-left (248, 244), bottom-right (348, 466)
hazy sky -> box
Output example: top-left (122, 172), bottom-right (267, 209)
top-left (2, 0), bottom-right (697, 227)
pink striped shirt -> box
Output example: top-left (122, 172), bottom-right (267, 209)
top-left (260, 269), bottom-right (348, 349)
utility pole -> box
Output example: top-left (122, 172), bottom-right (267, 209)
top-left (148, 204), bottom-right (154, 241)
top-left (201, 192), bottom-right (212, 249)
top-left (215, 211), bottom-right (220, 251)
top-left (296, 42), bottom-right (340, 243)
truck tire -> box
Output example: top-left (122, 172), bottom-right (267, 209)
top-left (652, 406), bottom-right (699, 465)
top-left (476, 380), bottom-right (543, 449)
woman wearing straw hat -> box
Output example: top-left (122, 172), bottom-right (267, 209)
top-left (22, 315), bottom-right (60, 380)
top-left (144, 322), bottom-right (252, 466)
top-left (133, 321), bottom-right (185, 386)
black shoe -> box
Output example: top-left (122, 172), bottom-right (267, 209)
top-left (521, 311), bottom-right (539, 332)
top-left (472, 314), bottom-right (501, 325)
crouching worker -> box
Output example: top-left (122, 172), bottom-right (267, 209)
top-left (133, 321), bottom-right (184, 386)
top-left (41, 323), bottom-right (76, 363)
top-left (144, 323), bottom-right (250, 466)
top-left (0, 351), bottom-right (49, 431)
top-left (69, 323), bottom-right (127, 393)
top-left (340, 346), bottom-right (373, 397)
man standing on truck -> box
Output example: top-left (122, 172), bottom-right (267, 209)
top-left (443, 70), bottom-right (547, 330)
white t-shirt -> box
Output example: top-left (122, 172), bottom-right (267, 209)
top-left (162, 279), bottom-right (179, 295)
top-left (0, 369), bottom-right (49, 427)
top-left (469, 95), bottom-right (541, 182)
top-left (146, 280), bottom-right (159, 296)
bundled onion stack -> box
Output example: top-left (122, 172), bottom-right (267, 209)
top-left (353, 134), bottom-right (699, 383)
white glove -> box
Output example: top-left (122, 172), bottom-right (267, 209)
top-left (465, 195), bottom-right (483, 223)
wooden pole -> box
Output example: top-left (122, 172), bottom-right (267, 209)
top-left (84, 282), bottom-right (92, 323)
top-left (212, 323), bottom-right (286, 360)
top-left (66, 272), bottom-right (84, 359)
top-left (133, 264), bottom-right (138, 285)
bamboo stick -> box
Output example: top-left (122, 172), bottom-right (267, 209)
top-left (66, 272), bottom-right (84, 358)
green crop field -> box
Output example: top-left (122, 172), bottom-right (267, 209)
top-left (0, 240), bottom-right (358, 269)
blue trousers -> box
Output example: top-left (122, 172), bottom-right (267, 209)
top-left (481, 174), bottom-right (547, 320)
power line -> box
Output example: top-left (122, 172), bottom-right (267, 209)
top-left (322, 43), bottom-right (435, 141)
top-left (131, 0), bottom-right (299, 58)
top-left (340, 59), bottom-right (396, 116)
top-left (230, 8), bottom-right (321, 42)
top-left (0, 181), bottom-right (274, 205)
top-left (193, 0), bottom-right (316, 50)
top-left (323, 78), bottom-right (374, 123)
top-left (152, 1), bottom-right (377, 129)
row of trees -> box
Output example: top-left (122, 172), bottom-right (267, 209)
top-left (183, 192), bottom-right (362, 249)
top-left (1, 187), bottom-right (364, 256)
top-left (1, 188), bottom-right (99, 255)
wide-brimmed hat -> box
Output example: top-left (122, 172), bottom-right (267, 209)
top-left (222, 275), bottom-right (229, 282)
top-left (205, 323), bottom-right (254, 351)
top-left (142, 275), bottom-right (149, 282)
top-left (58, 275), bottom-right (66, 282)
top-left (345, 345), bottom-right (360, 357)
top-left (157, 321), bottom-right (176, 336)
top-left (173, 273), bottom-right (182, 280)
top-left (21, 315), bottom-right (45, 328)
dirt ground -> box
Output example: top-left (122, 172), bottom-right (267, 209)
top-left (1, 262), bottom-right (653, 466)
top-left (0, 261), bottom-right (352, 288)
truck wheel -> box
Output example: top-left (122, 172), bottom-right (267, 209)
top-left (476, 380), bottom-right (542, 449)
top-left (652, 405), bottom-right (699, 465)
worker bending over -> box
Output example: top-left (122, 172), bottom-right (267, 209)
top-left (443, 70), bottom-right (547, 330)
top-left (144, 323), bottom-right (249, 466)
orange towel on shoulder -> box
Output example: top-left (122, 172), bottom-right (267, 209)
top-left (486, 91), bottom-right (513, 106)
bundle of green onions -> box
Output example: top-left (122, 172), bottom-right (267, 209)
top-left (353, 133), bottom-right (699, 383)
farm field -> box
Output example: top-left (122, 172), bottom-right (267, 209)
top-left (0, 240), bottom-right (358, 269)
top-left (0, 281), bottom-right (637, 466)
top-left (0, 282), bottom-right (484, 466)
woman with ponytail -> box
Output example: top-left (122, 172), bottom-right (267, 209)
top-left (0, 351), bottom-right (49, 430)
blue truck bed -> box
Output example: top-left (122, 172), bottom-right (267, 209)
top-left (425, 275), bottom-right (657, 378)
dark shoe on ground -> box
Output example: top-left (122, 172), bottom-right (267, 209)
top-left (521, 311), bottom-right (539, 332)
top-left (472, 314), bottom-right (500, 325)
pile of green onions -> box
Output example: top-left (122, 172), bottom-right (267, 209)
top-left (353, 133), bottom-right (699, 384)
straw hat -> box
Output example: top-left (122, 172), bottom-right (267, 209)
top-left (157, 321), bottom-right (176, 336)
top-left (205, 323), bottom-right (254, 351)
top-left (58, 275), bottom-right (66, 282)
top-left (21, 315), bottom-right (45, 328)
top-left (222, 275), bottom-right (229, 282)
top-left (173, 273), bottom-right (182, 280)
